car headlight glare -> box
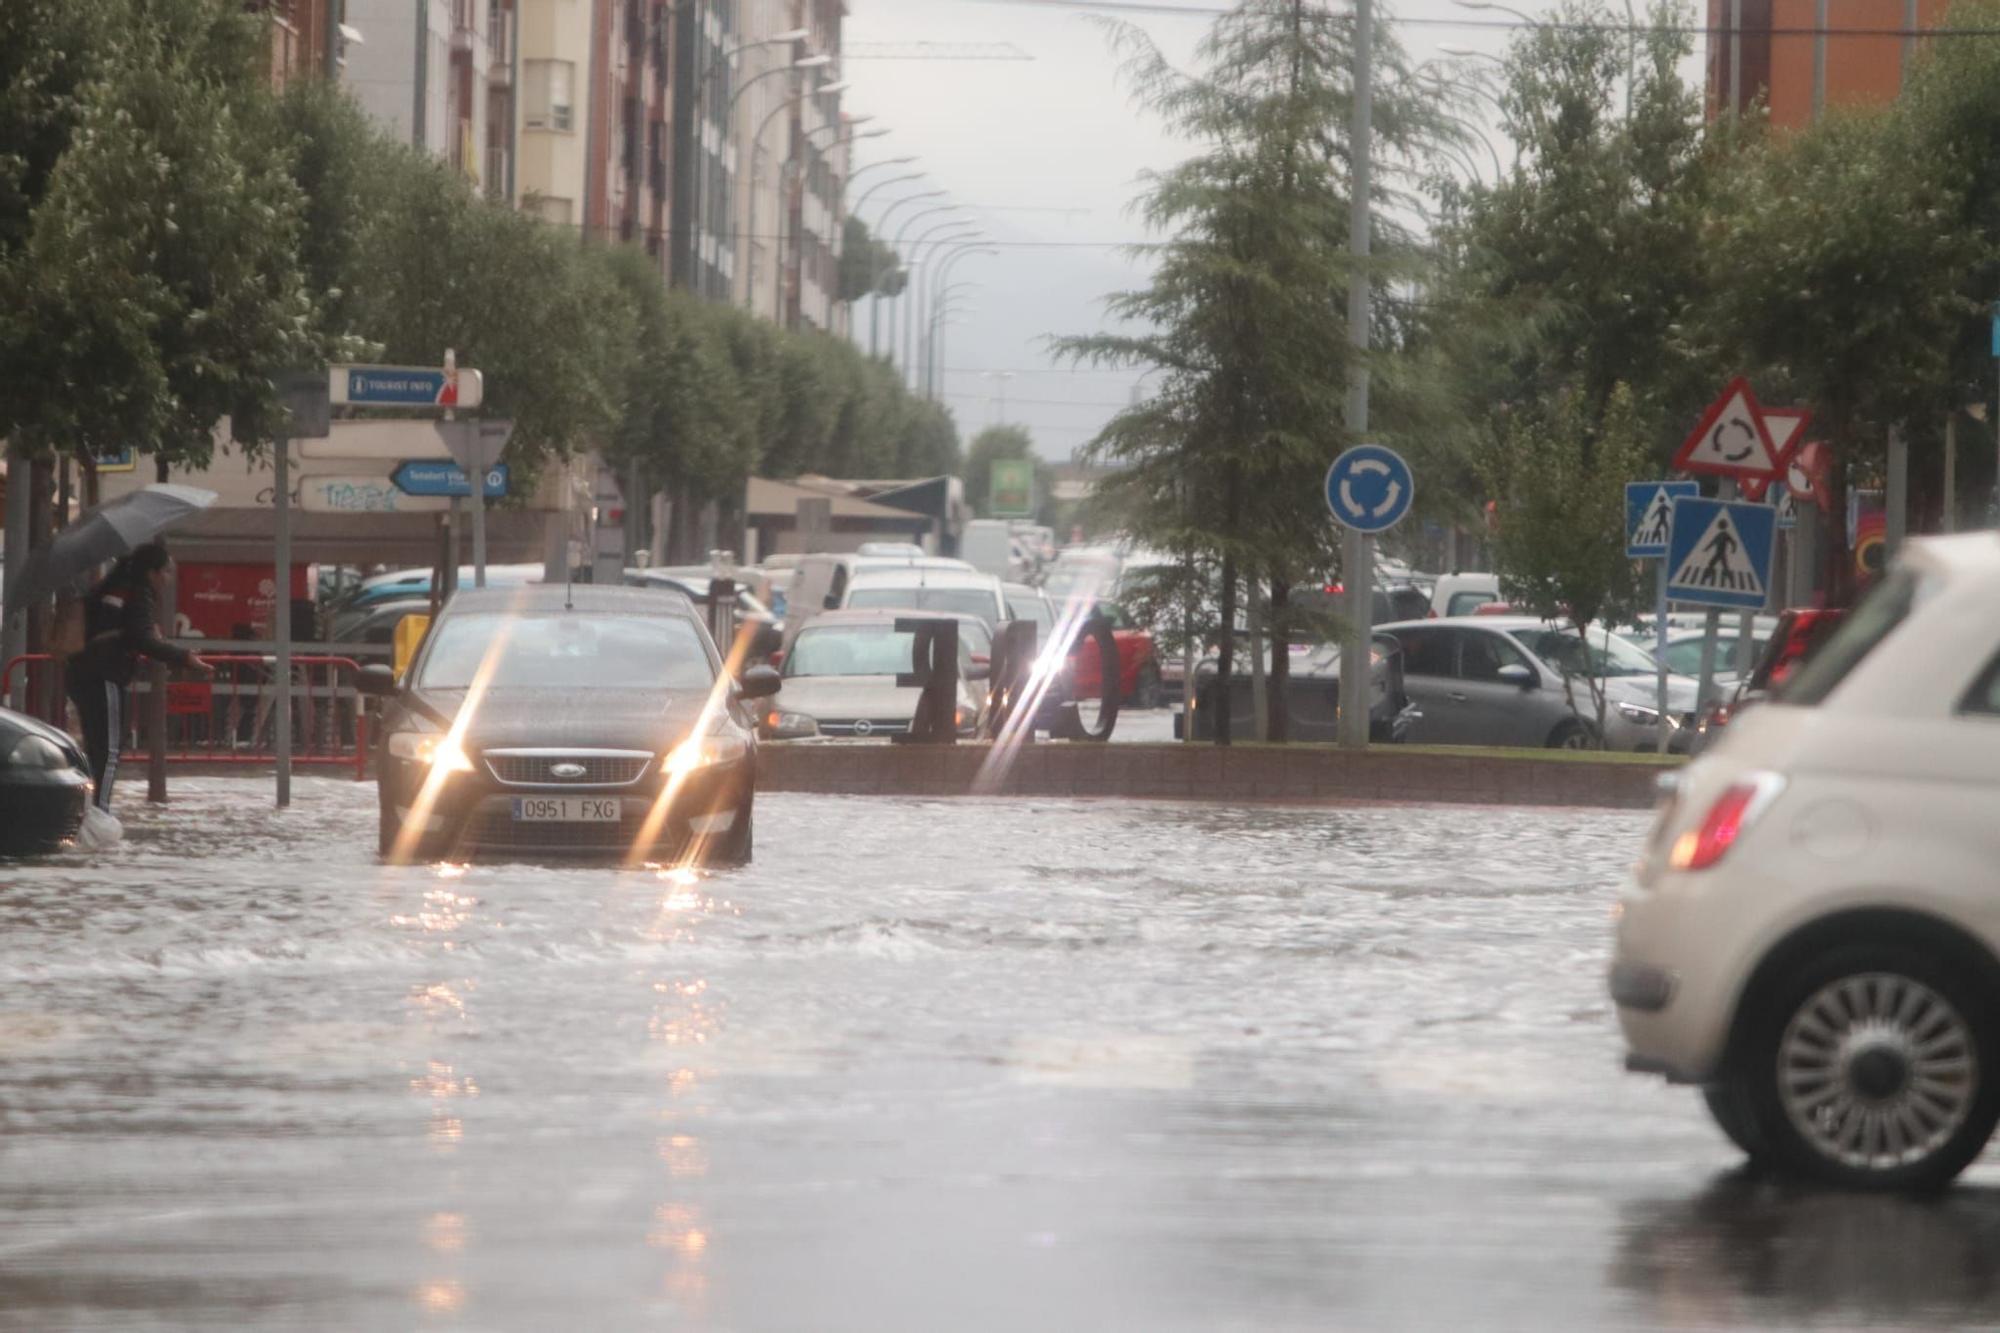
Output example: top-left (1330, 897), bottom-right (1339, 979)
top-left (665, 734), bottom-right (750, 776)
top-left (5, 733), bottom-right (71, 770)
top-left (760, 711), bottom-right (819, 740)
top-left (388, 731), bottom-right (475, 772)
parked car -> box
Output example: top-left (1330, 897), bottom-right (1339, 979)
top-left (1182, 634), bottom-right (1416, 743)
top-left (760, 610), bottom-right (989, 741)
top-left (334, 562), bottom-right (543, 613)
top-left (330, 597), bottom-right (432, 648)
top-left (782, 553), bottom-right (976, 652)
top-left (1057, 599), bottom-right (1162, 708)
top-left (1612, 535), bottom-right (2000, 1190)
top-left (1659, 626), bottom-right (1774, 683)
top-left (1428, 572), bottom-right (1502, 619)
top-left (359, 584), bottom-right (777, 864)
top-left (0, 705), bottom-right (92, 855)
top-left (1690, 607), bottom-right (1849, 754)
top-left (839, 568), bottom-right (1011, 631)
top-left (1379, 616), bottom-right (1698, 751)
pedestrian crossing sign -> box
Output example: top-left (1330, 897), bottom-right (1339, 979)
top-left (1665, 497), bottom-right (1778, 611)
top-left (1625, 480), bottom-right (1700, 559)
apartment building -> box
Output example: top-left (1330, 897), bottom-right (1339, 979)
top-left (341, 0), bottom-right (499, 188)
top-left (248, 0), bottom-right (360, 87)
top-left (1708, 0), bottom-right (1951, 126)
top-left (512, 0), bottom-right (593, 226)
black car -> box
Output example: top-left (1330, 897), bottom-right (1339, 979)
top-left (358, 585), bottom-right (780, 864)
top-left (1180, 634), bottom-right (1416, 743)
top-left (0, 705), bottom-right (92, 855)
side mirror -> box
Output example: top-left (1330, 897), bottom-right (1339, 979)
top-left (737, 664), bottom-right (782, 700)
top-left (1496, 663), bottom-right (1536, 690)
top-left (356, 663), bottom-right (399, 697)
top-left (823, 593), bottom-right (841, 610)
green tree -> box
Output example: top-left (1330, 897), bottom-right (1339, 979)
top-left (1482, 383), bottom-right (1650, 744)
top-left (0, 0), bottom-right (312, 467)
top-left (838, 215), bottom-right (905, 303)
top-left (1058, 0), bottom-right (1457, 742)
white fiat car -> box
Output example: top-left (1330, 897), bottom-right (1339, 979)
top-left (1612, 534), bottom-right (2000, 1191)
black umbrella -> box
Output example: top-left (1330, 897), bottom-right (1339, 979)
top-left (3, 484), bottom-right (219, 611)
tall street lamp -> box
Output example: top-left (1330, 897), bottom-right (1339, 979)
top-left (793, 122), bottom-right (889, 327)
top-left (928, 246), bottom-right (998, 398)
top-left (742, 77), bottom-right (848, 314)
top-left (902, 220), bottom-right (980, 384)
top-left (685, 28), bottom-right (809, 293)
top-left (698, 51), bottom-right (830, 295)
top-left (883, 204), bottom-right (965, 360)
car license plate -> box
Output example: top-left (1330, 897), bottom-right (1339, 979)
top-left (512, 797), bottom-right (623, 823)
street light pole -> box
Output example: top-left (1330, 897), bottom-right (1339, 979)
top-left (702, 48), bottom-right (827, 296)
top-left (1338, 0), bottom-right (1375, 752)
top-left (742, 78), bottom-right (847, 315)
top-left (883, 203), bottom-right (963, 367)
top-left (926, 245), bottom-right (997, 397)
top-left (905, 221), bottom-right (979, 387)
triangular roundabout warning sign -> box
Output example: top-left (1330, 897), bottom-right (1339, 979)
top-left (1673, 377), bottom-right (1785, 482)
top-left (1666, 497), bottom-right (1778, 611)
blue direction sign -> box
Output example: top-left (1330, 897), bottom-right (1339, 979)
top-left (1325, 444), bottom-right (1414, 534)
top-left (1625, 480), bottom-right (1699, 558)
top-left (392, 460), bottom-right (508, 499)
top-left (1665, 497), bottom-right (1777, 611)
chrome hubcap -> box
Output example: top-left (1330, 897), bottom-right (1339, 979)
top-left (1779, 972), bottom-right (1977, 1172)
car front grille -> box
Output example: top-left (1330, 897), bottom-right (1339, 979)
top-left (815, 719), bottom-right (911, 738)
top-left (483, 749), bottom-right (653, 787)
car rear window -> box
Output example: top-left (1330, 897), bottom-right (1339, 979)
top-left (847, 586), bottom-right (998, 624)
top-left (1447, 591), bottom-right (1496, 617)
top-left (1780, 572), bottom-right (1924, 707)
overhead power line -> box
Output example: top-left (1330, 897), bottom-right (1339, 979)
top-left (845, 40), bottom-right (1036, 60)
top-left (961, 0), bottom-right (2000, 38)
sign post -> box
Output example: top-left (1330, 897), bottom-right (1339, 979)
top-left (430, 417), bottom-right (513, 590)
top-left (1325, 443), bottom-right (1414, 751)
top-left (274, 371), bottom-right (331, 809)
top-left (1626, 480), bottom-right (1697, 753)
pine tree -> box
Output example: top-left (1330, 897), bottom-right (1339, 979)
top-left (1056, 0), bottom-right (1456, 742)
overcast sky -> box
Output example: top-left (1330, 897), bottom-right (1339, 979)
top-left (840, 0), bottom-right (1512, 464)
top-left (840, 0), bottom-right (1537, 462)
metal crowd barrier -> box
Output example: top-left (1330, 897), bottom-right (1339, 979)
top-left (2, 652), bottom-right (370, 780)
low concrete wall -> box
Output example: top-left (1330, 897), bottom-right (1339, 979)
top-left (757, 743), bottom-right (1673, 810)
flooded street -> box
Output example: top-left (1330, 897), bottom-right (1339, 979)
top-left (4, 779), bottom-right (1998, 1330)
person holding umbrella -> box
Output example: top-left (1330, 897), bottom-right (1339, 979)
top-left (65, 542), bottom-right (212, 811)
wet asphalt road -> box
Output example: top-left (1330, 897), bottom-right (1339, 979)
top-left (5, 779), bottom-right (2000, 1331)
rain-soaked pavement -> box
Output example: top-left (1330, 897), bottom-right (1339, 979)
top-left (4, 779), bottom-right (2000, 1331)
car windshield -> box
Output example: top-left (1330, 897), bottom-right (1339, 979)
top-left (1515, 626), bottom-right (1658, 678)
top-left (785, 623), bottom-right (980, 678)
top-left (418, 613), bottom-right (714, 690)
top-left (1662, 637), bottom-right (1736, 676)
top-left (1447, 591), bottom-right (1496, 616)
top-left (1008, 596), bottom-right (1055, 637)
top-left (846, 585), bottom-right (997, 623)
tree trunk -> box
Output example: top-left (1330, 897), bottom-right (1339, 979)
top-left (1215, 462), bottom-right (1242, 747)
top-left (1823, 443), bottom-right (1852, 608)
top-left (1268, 575), bottom-right (1291, 743)
top-left (1247, 579), bottom-right (1268, 741)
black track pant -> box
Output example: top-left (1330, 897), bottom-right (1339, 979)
top-left (66, 676), bottom-right (123, 812)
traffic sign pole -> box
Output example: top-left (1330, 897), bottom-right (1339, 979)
top-left (1655, 558), bottom-right (1671, 755)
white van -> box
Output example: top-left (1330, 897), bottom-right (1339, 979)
top-left (783, 552), bottom-right (974, 653)
top-left (1429, 572), bottom-right (1501, 619)
top-left (960, 520), bottom-right (1016, 580)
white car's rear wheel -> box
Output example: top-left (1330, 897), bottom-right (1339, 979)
top-left (1743, 945), bottom-right (2000, 1192)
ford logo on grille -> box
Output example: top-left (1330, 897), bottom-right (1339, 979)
top-left (550, 762), bottom-right (589, 780)
top-left (852, 719), bottom-right (874, 736)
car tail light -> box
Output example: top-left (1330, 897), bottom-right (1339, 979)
top-left (1667, 772), bottom-right (1786, 872)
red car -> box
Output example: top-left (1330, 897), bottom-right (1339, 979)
top-left (1067, 601), bottom-right (1163, 708)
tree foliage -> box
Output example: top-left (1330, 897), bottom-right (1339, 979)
top-left (1059, 0), bottom-right (1463, 742)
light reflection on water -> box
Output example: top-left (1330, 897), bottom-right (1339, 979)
top-left (14, 777), bottom-right (1956, 1330)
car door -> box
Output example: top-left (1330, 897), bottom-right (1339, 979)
top-left (1387, 626), bottom-right (1468, 743)
top-left (1452, 628), bottom-right (1545, 746)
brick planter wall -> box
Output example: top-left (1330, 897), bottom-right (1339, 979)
top-left (756, 743), bottom-right (1671, 810)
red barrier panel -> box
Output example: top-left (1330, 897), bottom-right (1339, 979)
top-left (2, 652), bottom-right (370, 780)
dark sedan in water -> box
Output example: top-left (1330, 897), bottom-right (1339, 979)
top-left (0, 704), bottom-right (91, 854)
top-left (359, 585), bottom-right (779, 864)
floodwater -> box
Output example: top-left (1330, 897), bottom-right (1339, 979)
top-left (2, 779), bottom-right (1997, 1330)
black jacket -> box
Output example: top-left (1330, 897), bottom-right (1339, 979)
top-left (67, 583), bottom-right (192, 686)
